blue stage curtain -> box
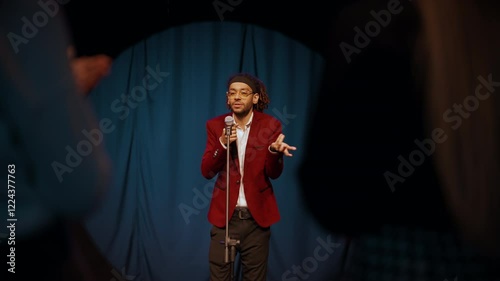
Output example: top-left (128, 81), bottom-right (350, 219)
top-left (85, 21), bottom-right (348, 281)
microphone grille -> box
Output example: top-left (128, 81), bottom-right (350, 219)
top-left (225, 116), bottom-right (234, 125)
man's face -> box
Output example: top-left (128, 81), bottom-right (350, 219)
top-left (227, 82), bottom-right (259, 115)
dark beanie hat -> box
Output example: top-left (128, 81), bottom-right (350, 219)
top-left (227, 74), bottom-right (257, 92)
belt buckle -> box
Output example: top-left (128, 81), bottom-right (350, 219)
top-left (237, 208), bottom-right (248, 219)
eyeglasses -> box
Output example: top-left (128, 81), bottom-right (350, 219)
top-left (226, 90), bottom-right (254, 98)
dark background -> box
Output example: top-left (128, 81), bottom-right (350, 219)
top-left (64, 0), bottom-right (359, 58)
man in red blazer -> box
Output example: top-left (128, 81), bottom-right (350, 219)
top-left (201, 73), bottom-right (296, 280)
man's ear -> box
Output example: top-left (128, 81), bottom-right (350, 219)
top-left (253, 93), bottom-right (259, 104)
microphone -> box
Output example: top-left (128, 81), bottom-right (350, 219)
top-left (224, 116), bottom-right (233, 137)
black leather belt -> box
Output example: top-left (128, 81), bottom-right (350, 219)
top-left (234, 207), bottom-right (252, 220)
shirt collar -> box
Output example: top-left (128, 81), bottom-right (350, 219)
top-left (232, 112), bottom-right (253, 128)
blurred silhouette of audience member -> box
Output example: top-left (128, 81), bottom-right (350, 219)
top-left (1, 0), bottom-right (113, 280)
top-left (299, 0), bottom-right (500, 280)
top-left (415, 0), bottom-right (500, 258)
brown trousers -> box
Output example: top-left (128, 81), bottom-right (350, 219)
top-left (209, 207), bottom-right (271, 281)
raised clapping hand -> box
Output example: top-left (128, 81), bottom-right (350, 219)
top-left (270, 134), bottom-right (297, 156)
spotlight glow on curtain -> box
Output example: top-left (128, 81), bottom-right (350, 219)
top-left (85, 21), bottom-right (348, 281)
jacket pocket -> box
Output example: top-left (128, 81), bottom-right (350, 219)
top-left (260, 186), bottom-right (271, 193)
top-left (215, 185), bottom-right (226, 191)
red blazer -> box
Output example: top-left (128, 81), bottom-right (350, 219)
top-left (201, 111), bottom-right (284, 228)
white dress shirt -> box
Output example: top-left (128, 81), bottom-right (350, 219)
top-left (235, 113), bottom-right (253, 207)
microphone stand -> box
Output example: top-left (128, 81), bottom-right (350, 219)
top-left (225, 125), bottom-right (240, 281)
